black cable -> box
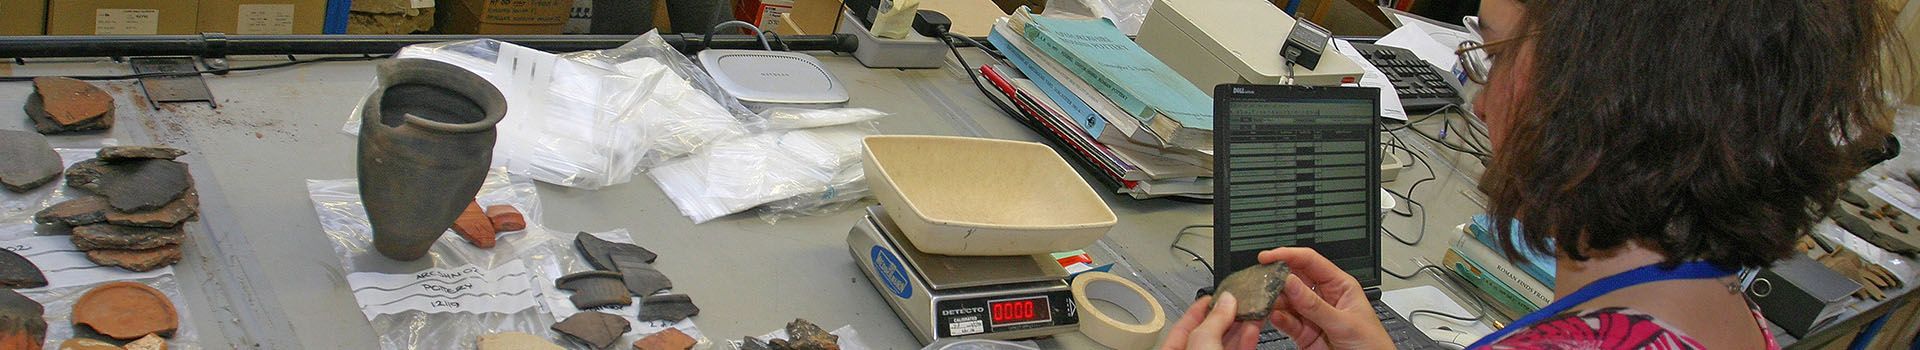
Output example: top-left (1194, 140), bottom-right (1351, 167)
top-left (0, 55), bottom-right (390, 82)
top-left (1410, 309), bottom-right (1483, 322)
top-left (1171, 224), bottom-right (1215, 271)
top-left (761, 30), bottom-right (792, 51)
top-left (705, 20), bottom-right (772, 51)
top-left (1171, 244), bottom-right (1213, 272)
top-left (944, 34), bottom-right (1002, 60)
top-left (941, 33), bottom-right (1023, 122)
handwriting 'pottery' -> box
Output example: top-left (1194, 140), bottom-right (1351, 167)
top-left (358, 58), bottom-right (508, 261)
top-left (477, 332), bottom-right (564, 350)
top-left (1217, 262), bottom-right (1291, 320)
top-left (72, 282), bottom-right (177, 340)
top-left (557, 271), bottom-right (632, 309)
top-left (552, 312), bottom-right (630, 349)
top-left (575, 232), bottom-right (657, 271)
top-left (0, 289), bottom-right (45, 350)
top-left (84, 245), bottom-right (182, 272)
top-left (59, 338), bottom-right (119, 350)
top-left (0, 129), bottom-right (63, 193)
top-left (123, 334), bottom-right (166, 350)
top-left (451, 201), bottom-right (496, 249)
top-left (486, 205), bottom-right (526, 231)
top-left (24, 77), bottom-right (113, 134)
top-left (63, 159), bottom-right (192, 212)
top-left (636, 294), bottom-right (699, 322)
top-left (633, 328), bottom-right (696, 350)
top-left (72, 224), bottom-right (185, 251)
top-left (0, 248), bottom-right (47, 289)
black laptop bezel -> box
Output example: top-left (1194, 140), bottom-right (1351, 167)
top-left (1211, 84), bottom-right (1384, 289)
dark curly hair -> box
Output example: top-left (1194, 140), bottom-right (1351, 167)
top-left (1481, 0), bottom-right (1912, 268)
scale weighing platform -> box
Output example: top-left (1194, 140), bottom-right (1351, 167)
top-left (848, 206), bottom-right (1081, 344)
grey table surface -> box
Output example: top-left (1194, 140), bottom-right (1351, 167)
top-left (0, 52), bottom-right (1527, 349)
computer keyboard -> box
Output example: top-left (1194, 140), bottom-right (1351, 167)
top-left (1253, 300), bottom-right (1447, 350)
top-left (1351, 42), bottom-right (1465, 113)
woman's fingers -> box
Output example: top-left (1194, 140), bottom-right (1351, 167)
top-left (1191, 293), bottom-right (1242, 341)
top-left (1259, 248), bottom-right (1359, 287)
top-left (1162, 295), bottom-right (1215, 350)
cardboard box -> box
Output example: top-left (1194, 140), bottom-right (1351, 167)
top-left (349, 0), bottom-right (435, 34)
top-left (48, 0), bottom-right (200, 35)
top-left (754, 0), bottom-right (839, 35)
top-left (0, 1), bottom-right (48, 35)
top-left (200, 0), bottom-right (329, 34)
top-left (442, 0), bottom-right (575, 34)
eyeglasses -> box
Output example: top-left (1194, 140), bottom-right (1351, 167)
top-left (1454, 33), bottom-right (1530, 85)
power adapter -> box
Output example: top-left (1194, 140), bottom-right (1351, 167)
top-left (913, 10), bottom-right (952, 38)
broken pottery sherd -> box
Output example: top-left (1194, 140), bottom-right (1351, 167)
top-left (35, 196), bottom-right (111, 226)
top-left (0, 289), bottom-right (46, 350)
top-left (575, 232), bottom-right (657, 271)
top-left (83, 245), bottom-right (182, 272)
top-left (451, 201), bottom-right (496, 249)
top-left (551, 311), bottom-right (630, 349)
top-left (25, 77), bottom-right (114, 134)
top-left (58, 338), bottom-right (119, 350)
top-left (0, 129), bottom-right (64, 193)
top-left (632, 328), bottom-right (696, 350)
top-left (739, 337), bottom-right (775, 350)
top-left (72, 224), bottom-right (185, 251)
top-left (486, 205), bottom-right (526, 231)
top-left (63, 159), bottom-right (192, 212)
top-left (123, 333), bottom-right (166, 350)
top-left (477, 332), bottom-right (564, 350)
top-left (784, 318), bottom-right (840, 350)
top-left (106, 190), bottom-right (199, 228)
top-left (636, 294), bottom-right (699, 322)
top-left (557, 271), bottom-right (633, 309)
top-left (72, 281), bottom-right (178, 340)
top-left (0, 247), bottom-right (47, 289)
top-left (1217, 262), bottom-right (1291, 320)
top-left (612, 254), bottom-right (671, 296)
top-left (96, 146), bottom-right (186, 161)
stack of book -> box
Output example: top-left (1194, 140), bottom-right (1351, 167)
top-left (975, 9), bottom-right (1216, 199)
top-left (1441, 216), bottom-right (1558, 321)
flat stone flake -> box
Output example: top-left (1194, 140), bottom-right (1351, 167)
top-left (1217, 262), bottom-right (1291, 320)
top-left (0, 129), bottom-right (63, 193)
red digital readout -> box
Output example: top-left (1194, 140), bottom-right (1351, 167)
top-left (989, 297), bottom-right (1050, 325)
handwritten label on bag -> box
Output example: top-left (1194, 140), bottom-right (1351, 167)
top-left (95, 9), bottom-right (160, 35)
top-left (412, 0), bottom-right (436, 9)
top-left (0, 236), bottom-right (172, 290)
top-left (346, 262), bottom-right (540, 318)
top-left (237, 4), bottom-right (296, 35)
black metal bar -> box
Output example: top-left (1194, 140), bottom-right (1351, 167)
top-left (0, 33), bottom-right (861, 58)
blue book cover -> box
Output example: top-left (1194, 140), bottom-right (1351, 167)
top-left (1017, 12), bottom-right (1213, 148)
top-left (990, 29), bottom-right (1108, 137)
top-left (1470, 214), bottom-right (1557, 288)
top-left (324, 0), bottom-right (352, 34)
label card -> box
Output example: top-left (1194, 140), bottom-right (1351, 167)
top-left (237, 4), bottom-right (296, 35)
top-left (95, 9), bottom-right (160, 35)
top-left (346, 262), bottom-right (541, 318)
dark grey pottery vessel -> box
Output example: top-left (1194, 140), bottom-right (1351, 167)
top-left (357, 58), bottom-right (507, 261)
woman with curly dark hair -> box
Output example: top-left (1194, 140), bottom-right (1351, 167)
top-left (1160, 0), bottom-right (1911, 349)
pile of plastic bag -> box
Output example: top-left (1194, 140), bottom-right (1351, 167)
top-left (651, 108), bottom-right (890, 224)
top-left (343, 31), bottom-right (761, 190)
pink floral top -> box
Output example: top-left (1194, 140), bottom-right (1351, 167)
top-left (1482, 306), bottom-right (1779, 350)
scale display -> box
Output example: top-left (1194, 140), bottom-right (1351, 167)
top-left (1213, 85), bottom-right (1382, 287)
top-left (989, 296), bottom-right (1051, 326)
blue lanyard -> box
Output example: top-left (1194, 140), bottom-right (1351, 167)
top-left (1466, 261), bottom-right (1739, 349)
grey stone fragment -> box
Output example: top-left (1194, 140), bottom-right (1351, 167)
top-left (1217, 263), bottom-right (1291, 320)
top-left (613, 253), bottom-right (672, 296)
top-left (64, 158), bottom-right (192, 212)
top-left (0, 248), bottom-right (46, 289)
top-left (551, 311), bottom-right (630, 349)
top-left (636, 294), bottom-right (699, 322)
top-left (97, 146), bottom-right (187, 161)
top-left (575, 232), bottom-right (657, 271)
top-left (72, 224), bottom-right (185, 250)
top-left (784, 318), bottom-right (838, 350)
top-left (0, 129), bottom-right (62, 193)
top-left (557, 271), bottom-right (632, 310)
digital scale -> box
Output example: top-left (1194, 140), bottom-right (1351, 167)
top-left (848, 206), bottom-right (1081, 344)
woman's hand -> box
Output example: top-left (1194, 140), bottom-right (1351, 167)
top-left (1160, 293), bottom-right (1261, 350)
top-left (1260, 247), bottom-right (1394, 350)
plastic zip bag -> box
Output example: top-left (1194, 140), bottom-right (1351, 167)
top-left (652, 123), bottom-right (881, 223)
top-left (0, 223), bottom-right (202, 350)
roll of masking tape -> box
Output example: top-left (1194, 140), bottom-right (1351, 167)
top-left (1072, 272), bottom-right (1166, 350)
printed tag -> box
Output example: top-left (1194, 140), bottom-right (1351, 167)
top-left (237, 4), bottom-right (296, 35)
top-left (412, 0), bottom-right (436, 8)
top-left (346, 262), bottom-right (540, 318)
top-left (95, 9), bottom-right (160, 35)
top-left (0, 236), bottom-right (172, 290)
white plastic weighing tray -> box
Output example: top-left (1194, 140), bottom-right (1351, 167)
top-left (862, 135), bottom-right (1118, 256)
